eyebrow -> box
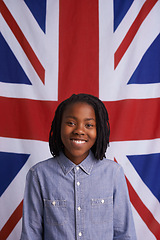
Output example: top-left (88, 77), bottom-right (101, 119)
top-left (65, 116), bottom-right (96, 121)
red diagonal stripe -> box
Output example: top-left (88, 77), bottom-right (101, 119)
top-left (0, 201), bottom-right (23, 240)
top-left (0, 0), bottom-right (45, 84)
top-left (126, 177), bottom-right (160, 239)
top-left (114, 0), bottom-right (158, 69)
top-left (114, 158), bottom-right (160, 239)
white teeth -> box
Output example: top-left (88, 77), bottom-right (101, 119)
top-left (72, 140), bottom-right (86, 144)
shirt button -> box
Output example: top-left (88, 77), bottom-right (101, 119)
top-left (78, 206), bottom-right (81, 211)
top-left (101, 199), bottom-right (105, 204)
top-left (78, 232), bottom-right (82, 237)
top-left (77, 181), bottom-right (80, 186)
top-left (76, 166), bottom-right (80, 171)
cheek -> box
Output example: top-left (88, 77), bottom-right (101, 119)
top-left (61, 125), bottom-right (71, 143)
top-left (61, 125), bottom-right (71, 136)
top-left (90, 129), bottom-right (97, 143)
top-left (60, 126), bottom-right (65, 144)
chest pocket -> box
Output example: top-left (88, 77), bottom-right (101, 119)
top-left (91, 197), bottom-right (113, 224)
top-left (44, 199), bottom-right (67, 225)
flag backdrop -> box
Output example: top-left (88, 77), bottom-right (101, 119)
top-left (0, 0), bottom-right (160, 239)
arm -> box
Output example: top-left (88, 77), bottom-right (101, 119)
top-left (20, 168), bottom-right (43, 240)
top-left (113, 166), bottom-right (137, 240)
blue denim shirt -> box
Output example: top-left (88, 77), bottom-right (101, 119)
top-left (20, 152), bottom-right (137, 240)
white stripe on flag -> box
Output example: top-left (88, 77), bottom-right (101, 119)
top-left (0, 137), bottom-right (51, 229)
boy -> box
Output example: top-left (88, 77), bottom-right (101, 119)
top-left (20, 94), bottom-right (137, 239)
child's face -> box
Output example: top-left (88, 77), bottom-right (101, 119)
top-left (61, 102), bottom-right (97, 165)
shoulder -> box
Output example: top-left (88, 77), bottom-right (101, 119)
top-left (28, 157), bottom-right (53, 172)
top-left (100, 158), bottom-right (128, 190)
top-left (31, 157), bottom-right (55, 170)
top-left (93, 157), bottom-right (125, 180)
top-left (99, 157), bottom-right (122, 171)
top-left (27, 156), bottom-right (59, 178)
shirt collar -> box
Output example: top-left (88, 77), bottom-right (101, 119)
top-left (58, 151), bottom-right (96, 175)
top-left (79, 151), bottom-right (96, 175)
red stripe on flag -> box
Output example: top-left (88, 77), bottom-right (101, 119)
top-left (0, 0), bottom-right (45, 84)
top-left (0, 201), bottom-right (23, 240)
top-left (0, 97), bottom-right (58, 141)
top-left (114, 158), bottom-right (160, 239)
top-left (114, 0), bottom-right (158, 69)
top-left (0, 97), bottom-right (159, 142)
top-left (58, 0), bottom-right (99, 101)
top-left (105, 98), bottom-right (160, 142)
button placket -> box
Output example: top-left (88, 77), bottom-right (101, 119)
top-left (74, 167), bottom-right (83, 239)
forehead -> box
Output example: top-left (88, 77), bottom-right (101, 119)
top-left (62, 102), bottom-right (96, 119)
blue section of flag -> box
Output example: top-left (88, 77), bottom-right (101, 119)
top-left (127, 153), bottom-right (160, 202)
top-left (24, 0), bottom-right (46, 33)
top-left (0, 33), bottom-right (32, 85)
top-left (0, 152), bottom-right (30, 196)
top-left (114, 0), bottom-right (133, 31)
top-left (128, 34), bottom-right (160, 84)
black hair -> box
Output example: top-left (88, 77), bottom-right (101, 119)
top-left (49, 93), bottom-right (110, 160)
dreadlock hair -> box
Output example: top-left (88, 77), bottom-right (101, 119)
top-left (49, 93), bottom-right (110, 160)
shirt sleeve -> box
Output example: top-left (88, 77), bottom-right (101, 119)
top-left (113, 165), bottom-right (137, 240)
top-left (20, 168), bottom-right (43, 240)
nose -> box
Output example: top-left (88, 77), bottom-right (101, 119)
top-left (73, 123), bottom-right (85, 135)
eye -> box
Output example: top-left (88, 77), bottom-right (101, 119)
top-left (67, 121), bottom-right (76, 126)
top-left (85, 123), bottom-right (94, 128)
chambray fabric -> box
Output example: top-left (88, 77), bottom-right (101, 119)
top-left (20, 151), bottom-right (137, 240)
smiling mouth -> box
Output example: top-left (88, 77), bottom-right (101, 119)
top-left (71, 139), bottom-right (87, 144)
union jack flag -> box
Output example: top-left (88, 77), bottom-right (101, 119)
top-left (0, 0), bottom-right (160, 239)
